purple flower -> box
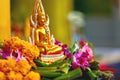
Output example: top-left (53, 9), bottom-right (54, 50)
top-left (75, 49), bottom-right (83, 58)
top-left (0, 49), bottom-right (13, 58)
top-left (16, 50), bottom-right (26, 62)
top-left (72, 49), bottom-right (90, 70)
top-left (55, 40), bottom-right (62, 46)
top-left (0, 49), bottom-right (26, 61)
top-left (71, 40), bottom-right (94, 70)
top-left (55, 40), bottom-right (94, 70)
top-left (62, 44), bottom-right (70, 56)
top-left (81, 44), bottom-right (94, 61)
top-left (55, 40), bottom-right (70, 56)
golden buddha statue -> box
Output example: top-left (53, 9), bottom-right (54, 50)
top-left (29, 0), bottom-right (64, 63)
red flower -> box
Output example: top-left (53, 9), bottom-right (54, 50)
top-left (79, 39), bottom-right (86, 47)
top-left (99, 63), bottom-right (117, 73)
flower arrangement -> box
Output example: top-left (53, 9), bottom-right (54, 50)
top-left (0, 37), bottom-right (114, 80)
top-left (54, 40), bottom-right (115, 80)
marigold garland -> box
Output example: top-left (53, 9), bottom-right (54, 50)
top-left (2, 37), bottom-right (40, 65)
top-left (0, 37), bottom-right (41, 80)
top-left (0, 57), bottom-right (40, 80)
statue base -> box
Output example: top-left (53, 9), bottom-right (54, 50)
top-left (40, 52), bottom-right (65, 64)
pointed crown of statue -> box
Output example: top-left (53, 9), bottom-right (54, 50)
top-left (31, 0), bottom-right (48, 27)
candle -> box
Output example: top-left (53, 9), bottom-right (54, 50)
top-left (0, 0), bottom-right (11, 42)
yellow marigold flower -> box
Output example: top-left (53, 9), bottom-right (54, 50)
top-left (24, 71), bottom-right (40, 80)
top-left (3, 37), bottom-right (40, 65)
top-left (7, 71), bottom-right (23, 80)
top-left (14, 59), bottom-right (31, 75)
top-left (0, 71), bottom-right (6, 80)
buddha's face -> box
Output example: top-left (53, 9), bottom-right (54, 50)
top-left (37, 13), bottom-right (46, 26)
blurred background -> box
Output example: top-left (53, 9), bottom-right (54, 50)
top-left (10, 0), bottom-right (120, 47)
top-left (7, 0), bottom-right (120, 78)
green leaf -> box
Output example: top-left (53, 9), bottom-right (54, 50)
top-left (69, 40), bottom-right (79, 54)
top-left (61, 65), bottom-right (70, 74)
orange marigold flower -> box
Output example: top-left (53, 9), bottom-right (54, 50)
top-left (7, 58), bottom-right (16, 69)
top-left (0, 57), bottom-right (32, 77)
top-left (14, 59), bottom-right (31, 76)
top-left (6, 71), bottom-right (23, 80)
top-left (24, 71), bottom-right (40, 80)
top-left (3, 37), bottom-right (40, 65)
top-left (0, 58), bottom-right (16, 73)
top-left (0, 59), bottom-right (8, 73)
top-left (0, 71), bottom-right (6, 80)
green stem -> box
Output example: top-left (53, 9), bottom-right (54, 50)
top-left (87, 67), bottom-right (98, 80)
top-left (54, 68), bottom-right (82, 80)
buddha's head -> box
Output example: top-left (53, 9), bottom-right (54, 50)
top-left (37, 11), bottom-right (47, 26)
top-left (31, 0), bottom-right (47, 27)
